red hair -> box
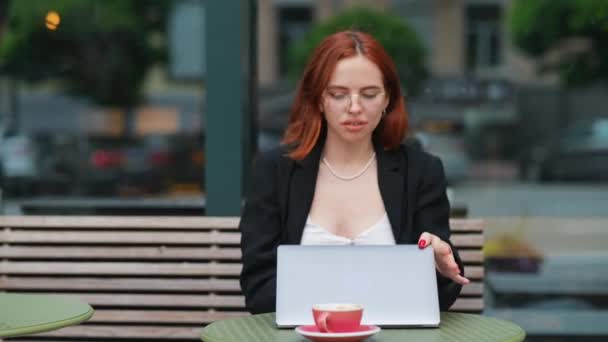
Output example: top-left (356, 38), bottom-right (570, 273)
top-left (282, 30), bottom-right (409, 160)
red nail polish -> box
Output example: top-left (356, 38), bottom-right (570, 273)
top-left (418, 240), bottom-right (426, 249)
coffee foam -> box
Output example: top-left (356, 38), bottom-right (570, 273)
top-left (314, 303), bottom-right (362, 311)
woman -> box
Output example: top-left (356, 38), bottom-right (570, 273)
top-left (239, 30), bottom-right (469, 314)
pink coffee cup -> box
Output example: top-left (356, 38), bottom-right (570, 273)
top-left (312, 303), bottom-right (363, 333)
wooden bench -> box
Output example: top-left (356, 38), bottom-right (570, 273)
top-left (0, 216), bottom-right (484, 341)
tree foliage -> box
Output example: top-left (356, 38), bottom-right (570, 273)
top-left (0, 0), bottom-right (169, 106)
top-left (509, 0), bottom-right (608, 86)
top-left (287, 7), bottom-right (427, 96)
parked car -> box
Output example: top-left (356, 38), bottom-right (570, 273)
top-left (525, 119), bottom-right (608, 182)
top-left (82, 135), bottom-right (173, 196)
top-left (0, 134), bottom-right (41, 197)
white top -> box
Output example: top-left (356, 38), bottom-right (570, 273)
top-left (300, 213), bottom-right (396, 245)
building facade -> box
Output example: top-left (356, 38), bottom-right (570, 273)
top-left (256, 0), bottom-right (556, 87)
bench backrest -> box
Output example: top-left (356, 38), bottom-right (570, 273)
top-left (0, 216), bottom-right (483, 341)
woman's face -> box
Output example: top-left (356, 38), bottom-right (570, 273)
top-left (321, 54), bottom-right (389, 145)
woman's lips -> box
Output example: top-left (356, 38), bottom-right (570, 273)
top-left (342, 120), bottom-right (368, 132)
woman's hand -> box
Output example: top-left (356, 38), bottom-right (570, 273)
top-left (418, 232), bottom-right (470, 285)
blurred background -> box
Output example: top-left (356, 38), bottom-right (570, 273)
top-left (1, 0), bottom-right (607, 340)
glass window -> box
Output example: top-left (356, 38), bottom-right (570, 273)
top-left (278, 5), bottom-right (313, 77)
top-left (466, 4), bottom-right (502, 71)
top-left (0, 0), bottom-right (205, 212)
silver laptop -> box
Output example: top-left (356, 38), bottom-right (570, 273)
top-left (276, 245), bottom-right (440, 328)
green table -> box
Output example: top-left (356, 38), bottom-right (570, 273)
top-left (201, 312), bottom-right (525, 342)
top-left (0, 294), bottom-right (94, 339)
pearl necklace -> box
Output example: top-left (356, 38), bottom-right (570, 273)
top-left (322, 152), bottom-right (376, 181)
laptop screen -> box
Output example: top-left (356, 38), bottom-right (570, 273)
top-left (276, 245), bottom-right (440, 327)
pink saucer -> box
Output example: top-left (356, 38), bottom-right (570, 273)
top-left (295, 325), bottom-right (381, 342)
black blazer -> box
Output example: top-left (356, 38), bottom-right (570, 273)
top-left (239, 135), bottom-right (464, 314)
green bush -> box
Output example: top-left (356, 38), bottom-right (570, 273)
top-left (0, 0), bottom-right (169, 107)
top-left (509, 0), bottom-right (608, 86)
top-left (287, 7), bottom-right (427, 96)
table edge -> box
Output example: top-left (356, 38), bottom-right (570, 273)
top-left (499, 328), bottom-right (526, 342)
top-left (0, 307), bottom-right (94, 338)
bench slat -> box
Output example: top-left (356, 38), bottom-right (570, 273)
top-left (0, 277), bottom-right (241, 292)
top-left (32, 324), bottom-right (204, 339)
top-left (451, 235), bottom-right (484, 247)
top-left (450, 298), bottom-right (484, 312)
top-left (0, 262), bottom-right (481, 279)
top-left (37, 293), bottom-right (245, 308)
top-left (0, 216), bottom-right (482, 233)
top-left (2, 231), bottom-right (479, 247)
top-left (0, 216), bottom-right (485, 232)
top-left (458, 250), bottom-right (483, 263)
top-left (449, 219), bottom-right (485, 232)
top-left (0, 262), bottom-right (242, 276)
top-left (0, 246), bottom-right (242, 260)
top-left (1, 231), bottom-right (240, 245)
top-left (463, 266), bottom-right (483, 279)
top-left (0, 277), bottom-right (482, 296)
top-left (0, 246), bottom-right (479, 262)
top-left (91, 309), bottom-right (249, 324)
top-left (460, 282), bottom-right (484, 296)
top-left (14, 340), bottom-right (92, 342)
top-left (0, 216), bottom-right (241, 229)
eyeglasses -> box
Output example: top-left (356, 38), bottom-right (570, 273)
top-left (323, 88), bottom-right (386, 111)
